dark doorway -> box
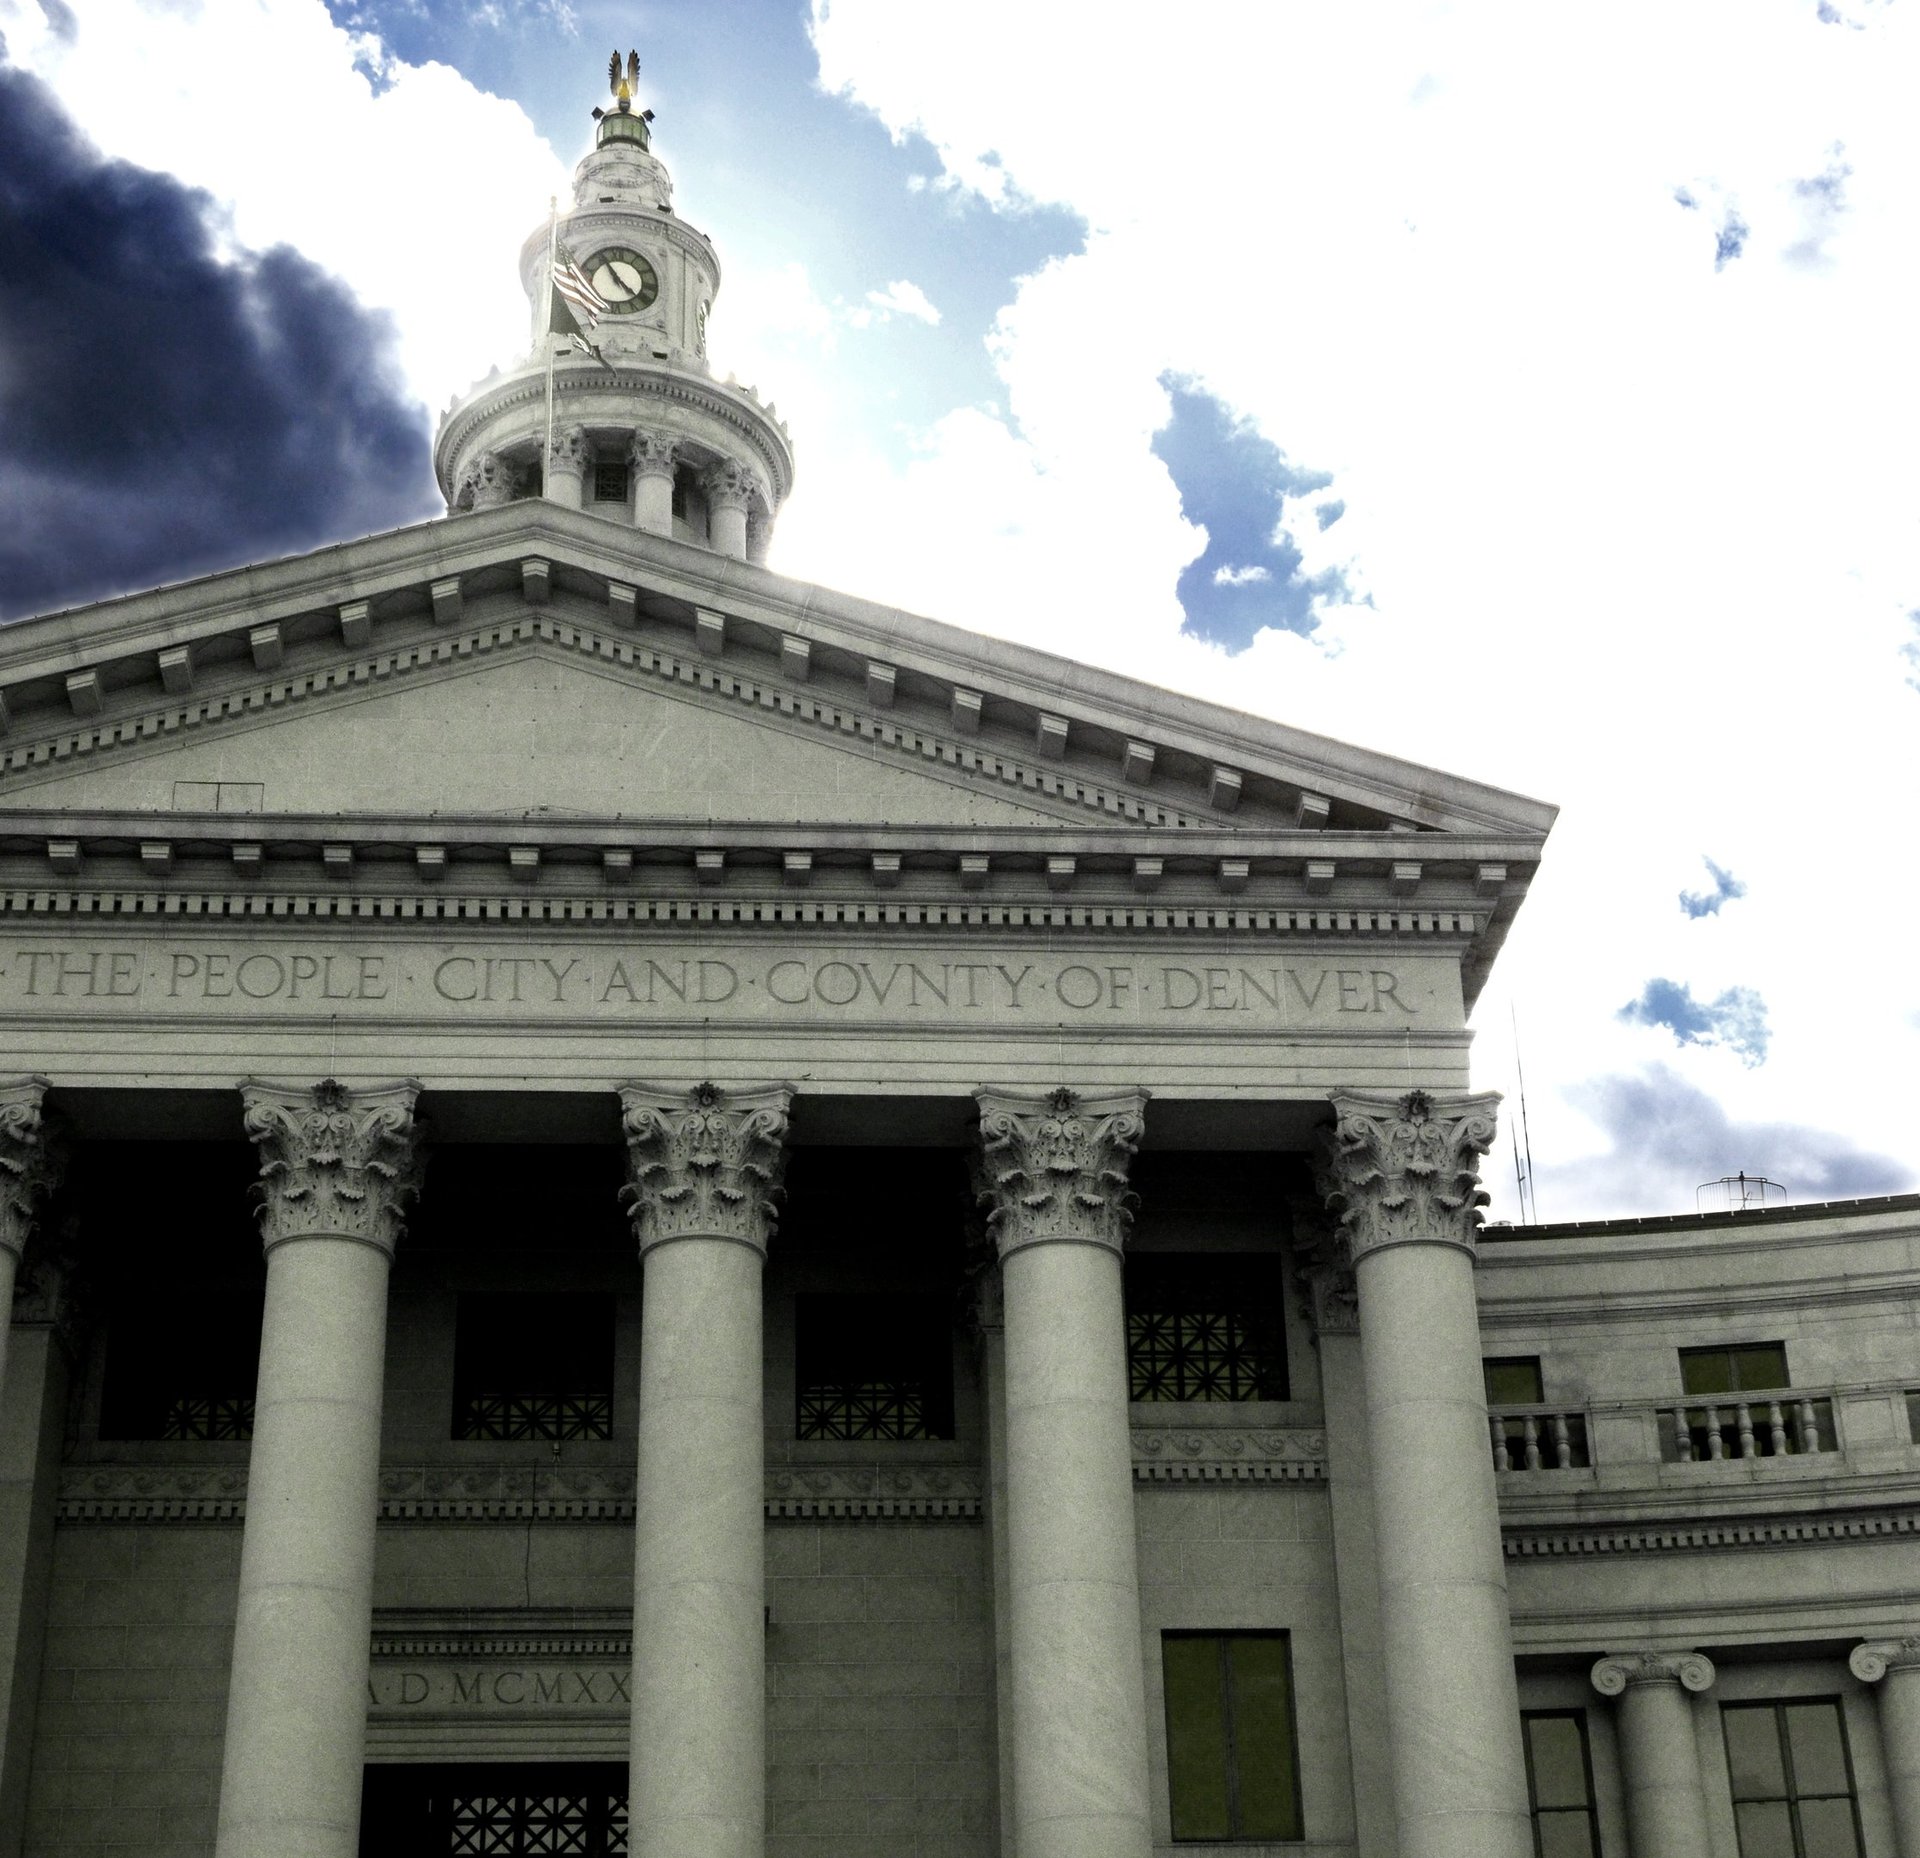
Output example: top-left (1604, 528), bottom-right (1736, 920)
top-left (359, 1764), bottom-right (628, 1855)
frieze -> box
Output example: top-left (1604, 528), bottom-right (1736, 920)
top-left (0, 933), bottom-right (1456, 1032)
top-left (1131, 1427), bottom-right (1329, 1483)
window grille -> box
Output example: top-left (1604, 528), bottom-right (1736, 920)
top-left (1521, 1710), bottom-right (1599, 1856)
top-left (161, 1395), bottom-right (256, 1441)
top-left (794, 1293), bottom-right (954, 1440)
top-left (452, 1293), bottom-right (615, 1443)
top-left (360, 1763), bottom-right (626, 1857)
top-left (100, 1278), bottom-right (264, 1442)
top-left (1126, 1257), bottom-right (1288, 1403)
top-left (1161, 1631), bottom-right (1303, 1841)
top-left (1723, 1700), bottom-right (1864, 1858)
top-left (592, 461), bottom-right (628, 503)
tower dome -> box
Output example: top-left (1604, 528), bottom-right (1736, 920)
top-left (431, 54), bottom-right (795, 563)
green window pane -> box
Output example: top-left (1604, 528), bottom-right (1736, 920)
top-left (1227, 1637), bottom-right (1302, 1839)
top-left (1731, 1345), bottom-right (1789, 1391)
top-left (1795, 1797), bottom-right (1862, 1857)
top-left (1525, 1715), bottom-right (1590, 1810)
top-left (1783, 1702), bottom-right (1850, 1795)
top-left (1163, 1637), bottom-right (1231, 1840)
top-left (1725, 1707), bottom-right (1788, 1799)
top-left (1732, 1800), bottom-right (1796, 1858)
top-left (1537, 1810), bottom-right (1598, 1858)
top-left (1484, 1357), bottom-right (1545, 1404)
top-left (1681, 1349), bottom-right (1736, 1396)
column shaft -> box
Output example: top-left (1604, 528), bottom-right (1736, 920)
top-left (630, 1237), bottom-right (765, 1858)
top-left (1616, 1680), bottom-right (1711, 1856)
top-left (214, 1078), bottom-right (418, 1858)
top-left (1359, 1241), bottom-right (1531, 1858)
top-left (1002, 1241), bottom-right (1152, 1858)
top-left (977, 1285), bottom-right (1018, 1854)
top-left (1851, 1643), bottom-right (1920, 1858)
top-left (633, 471), bottom-right (673, 535)
top-left (215, 1239), bottom-right (391, 1858)
top-left (710, 501), bottom-right (748, 560)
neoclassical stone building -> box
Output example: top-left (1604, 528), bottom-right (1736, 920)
top-left (1, 64), bottom-right (1917, 1858)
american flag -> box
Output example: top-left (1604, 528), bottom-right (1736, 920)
top-left (549, 248), bottom-right (611, 340)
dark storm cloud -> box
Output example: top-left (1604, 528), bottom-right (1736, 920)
top-left (1678, 857), bottom-right (1747, 919)
top-left (1543, 1066), bottom-right (1911, 1215)
top-left (0, 56), bottom-right (437, 621)
top-left (1618, 978), bottom-right (1770, 1066)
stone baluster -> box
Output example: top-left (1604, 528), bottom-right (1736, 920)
top-left (702, 460), bottom-right (755, 560)
top-left (1852, 1637), bottom-right (1920, 1857)
top-left (546, 423), bottom-right (589, 509)
top-left (975, 1087), bottom-right (1153, 1858)
top-left (1317, 1087), bottom-right (1532, 1858)
top-left (620, 1081), bottom-right (792, 1858)
top-left (1590, 1651), bottom-right (1717, 1856)
top-left (214, 1079), bottom-right (421, 1858)
top-left (0, 1078), bottom-right (58, 1401)
top-left (630, 430), bottom-right (677, 536)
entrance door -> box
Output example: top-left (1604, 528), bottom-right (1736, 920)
top-left (360, 1763), bottom-right (628, 1855)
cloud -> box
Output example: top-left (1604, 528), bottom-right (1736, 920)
top-left (1619, 979), bottom-right (1771, 1067)
top-left (1541, 1066), bottom-right (1911, 1218)
top-left (0, 59), bottom-right (435, 619)
top-left (1679, 858), bottom-right (1748, 918)
top-left (1787, 145), bottom-right (1852, 267)
top-left (1715, 208), bottom-right (1750, 269)
top-left (860, 278), bottom-right (941, 325)
top-left (1212, 564), bottom-right (1272, 587)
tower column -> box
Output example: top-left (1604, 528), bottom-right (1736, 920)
top-left (630, 432), bottom-right (677, 536)
top-left (1318, 1088), bottom-right (1532, 1858)
top-left (0, 1079), bottom-right (57, 1403)
top-left (214, 1080), bottom-right (421, 1858)
top-left (1852, 1638), bottom-right (1920, 1857)
top-left (620, 1082), bottom-right (792, 1858)
top-left (546, 424), bottom-right (588, 509)
top-left (975, 1087), bottom-right (1153, 1858)
top-left (1591, 1652), bottom-right (1717, 1857)
top-left (703, 461), bottom-right (754, 560)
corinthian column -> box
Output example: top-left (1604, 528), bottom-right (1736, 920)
top-left (214, 1080), bottom-right (421, 1858)
top-left (702, 460), bottom-right (754, 560)
top-left (1852, 1637), bottom-right (1920, 1857)
top-left (630, 430), bottom-right (677, 535)
top-left (0, 1078), bottom-right (58, 1401)
top-left (1318, 1088), bottom-right (1531, 1858)
top-left (620, 1081), bottom-right (792, 1858)
top-left (975, 1087), bottom-right (1153, 1858)
top-left (546, 423), bottom-right (589, 509)
top-left (1591, 1651), bottom-right (1716, 1856)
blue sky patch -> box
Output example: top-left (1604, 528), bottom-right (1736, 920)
top-left (1618, 978), bottom-right (1770, 1067)
top-left (1151, 377), bottom-right (1350, 653)
top-left (1679, 857), bottom-right (1747, 918)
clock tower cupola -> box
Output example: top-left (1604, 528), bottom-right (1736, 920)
top-left (431, 53), bottom-right (794, 562)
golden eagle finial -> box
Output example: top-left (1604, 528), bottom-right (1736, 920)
top-left (609, 49), bottom-right (639, 105)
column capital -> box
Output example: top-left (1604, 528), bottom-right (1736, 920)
top-left (701, 458), bottom-right (756, 511)
top-left (1315, 1087), bottom-right (1499, 1263)
top-left (460, 449), bottom-right (516, 510)
top-left (1852, 1637), bottom-right (1920, 1683)
top-left (240, 1078), bottom-right (423, 1257)
top-left (0, 1075), bottom-right (59, 1263)
top-left (1285, 1191), bottom-right (1359, 1336)
top-left (1592, 1650), bottom-right (1717, 1696)
top-left (974, 1087), bottom-right (1147, 1261)
top-left (619, 1081), bottom-right (793, 1258)
top-left (629, 428), bottom-right (678, 480)
top-left (547, 422), bottom-right (589, 475)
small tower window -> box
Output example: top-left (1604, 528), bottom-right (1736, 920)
top-left (593, 460), bottom-right (629, 504)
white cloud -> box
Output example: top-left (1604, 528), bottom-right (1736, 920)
top-left (1211, 565), bottom-right (1272, 588)
top-left (859, 278), bottom-right (942, 326)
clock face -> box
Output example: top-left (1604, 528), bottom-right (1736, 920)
top-left (587, 247), bottom-right (660, 313)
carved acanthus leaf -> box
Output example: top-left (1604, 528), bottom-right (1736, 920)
top-left (241, 1078), bottom-right (423, 1256)
top-left (548, 424), bottom-right (589, 471)
top-left (0, 1076), bottom-right (59, 1262)
top-left (618, 1081), bottom-right (793, 1256)
top-left (1284, 1189), bottom-right (1358, 1336)
top-left (628, 429), bottom-right (679, 479)
top-left (701, 458), bottom-right (756, 511)
top-left (461, 450), bottom-right (516, 509)
top-left (1316, 1087), bottom-right (1499, 1263)
top-left (974, 1087), bottom-right (1146, 1259)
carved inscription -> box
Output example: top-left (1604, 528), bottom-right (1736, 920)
top-left (0, 936), bottom-right (1457, 1028)
top-left (368, 1665), bottom-right (631, 1713)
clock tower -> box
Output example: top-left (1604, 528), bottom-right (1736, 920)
top-left (431, 55), bottom-right (795, 562)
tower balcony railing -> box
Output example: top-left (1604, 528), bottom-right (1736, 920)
top-left (1487, 1380), bottom-right (1920, 1479)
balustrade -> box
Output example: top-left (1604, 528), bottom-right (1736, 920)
top-left (1662, 1393), bottom-right (1832, 1463)
top-left (1488, 1404), bottom-right (1590, 1471)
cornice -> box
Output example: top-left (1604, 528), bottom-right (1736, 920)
top-left (1479, 1272), bottom-right (1920, 1329)
top-left (1505, 1502), bottom-right (1920, 1560)
top-left (435, 364), bottom-right (793, 503)
top-left (57, 1435), bottom-right (1326, 1523)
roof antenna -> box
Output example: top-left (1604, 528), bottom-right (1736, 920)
top-left (1510, 1004), bottom-right (1540, 1224)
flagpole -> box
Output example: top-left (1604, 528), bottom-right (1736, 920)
top-left (543, 195), bottom-right (559, 497)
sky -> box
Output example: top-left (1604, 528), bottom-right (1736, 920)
top-left (1, 0), bottom-right (1916, 1222)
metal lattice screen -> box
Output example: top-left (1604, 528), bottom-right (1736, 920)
top-left (360, 1764), bottom-right (628, 1858)
top-left (794, 1292), bottom-right (956, 1440)
top-left (1126, 1256), bottom-right (1290, 1403)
